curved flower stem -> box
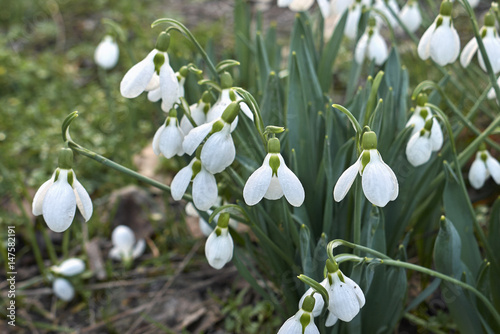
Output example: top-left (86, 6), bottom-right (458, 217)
top-left (297, 274), bottom-right (330, 306)
top-left (332, 252), bottom-right (500, 327)
top-left (332, 104), bottom-right (363, 153)
top-left (233, 87), bottom-right (267, 147)
top-left (61, 112), bottom-right (193, 201)
top-left (151, 18), bottom-right (219, 80)
top-left (327, 239), bottom-right (391, 263)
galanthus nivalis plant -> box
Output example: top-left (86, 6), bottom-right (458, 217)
top-left (405, 93), bottom-right (443, 150)
top-left (109, 225), bottom-right (146, 263)
top-left (32, 148), bottom-right (92, 232)
top-left (334, 130), bottom-right (398, 207)
top-left (398, 0), bottom-right (422, 33)
top-left (418, 0), bottom-right (460, 66)
top-left (152, 109), bottom-right (185, 159)
top-left (94, 35), bottom-right (119, 70)
top-left (355, 17), bottom-right (389, 66)
top-left (468, 145), bottom-right (500, 189)
top-left (204, 213), bottom-right (234, 269)
top-left (50, 258), bottom-right (86, 301)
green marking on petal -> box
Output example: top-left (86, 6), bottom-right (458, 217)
top-left (153, 52), bottom-right (165, 74)
top-left (299, 312), bottom-right (311, 334)
top-left (67, 170), bottom-right (74, 186)
top-left (269, 155), bottom-right (280, 176)
top-left (361, 150), bottom-right (371, 173)
top-left (192, 160), bottom-right (202, 178)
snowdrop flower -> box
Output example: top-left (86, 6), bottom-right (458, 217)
top-left (461, 13), bottom-right (500, 74)
top-left (405, 93), bottom-right (443, 151)
top-left (298, 281), bottom-right (327, 317)
top-left (278, 295), bottom-right (320, 334)
top-left (487, 77), bottom-right (500, 101)
top-left (109, 225), bottom-right (146, 262)
top-left (183, 102), bottom-right (241, 174)
top-left (355, 17), bottom-right (389, 65)
top-left (171, 156), bottom-right (218, 211)
top-left (94, 35), bottom-right (119, 70)
top-left (469, 147), bottom-right (500, 189)
top-left (334, 131), bottom-right (398, 207)
top-left (152, 109), bottom-right (184, 159)
top-left (243, 138), bottom-right (305, 207)
top-left (373, 0), bottom-right (400, 28)
top-left (406, 118), bottom-right (442, 166)
top-left (148, 66), bottom-right (188, 111)
top-left (418, 1), bottom-right (460, 66)
top-left (32, 149), bottom-right (92, 232)
top-left (329, 0), bottom-right (354, 16)
top-left (206, 73), bottom-right (253, 132)
top-left (325, 260), bottom-right (365, 323)
top-left (345, 0), bottom-right (363, 39)
top-left (398, 0), bottom-right (422, 33)
top-left (120, 32), bottom-right (179, 111)
top-left (205, 213), bottom-right (234, 269)
top-left (50, 258), bottom-right (86, 301)
top-left (180, 91), bottom-right (212, 135)
top-left (185, 200), bottom-right (238, 237)
top-left (277, 0), bottom-right (331, 18)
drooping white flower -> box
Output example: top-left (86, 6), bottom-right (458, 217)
top-left (120, 32), bottom-right (179, 111)
top-left (298, 280), bottom-right (327, 317)
top-left (152, 111), bottom-right (184, 159)
top-left (94, 35), bottom-right (119, 70)
top-left (334, 131), bottom-right (398, 207)
top-left (329, 0), bottom-right (354, 17)
top-left (51, 258), bottom-right (86, 276)
top-left (53, 278), bottom-right (75, 301)
top-left (406, 123), bottom-right (436, 167)
top-left (243, 138), bottom-right (305, 207)
top-left (109, 225), bottom-right (146, 262)
top-left (373, 0), bottom-right (400, 28)
top-left (327, 268), bottom-right (365, 322)
top-left (460, 14), bottom-right (500, 74)
top-left (180, 93), bottom-right (211, 135)
top-left (204, 213), bottom-right (234, 269)
top-left (345, 0), bottom-right (363, 39)
top-left (355, 18), bottom-right (389, 65)
top-left (170, 157), bottom-right (218, 211)
top-left (406, 94), bottom-right (443, 152)
top-left (417, 1), bottom-right (460, 66)
top-left (398, 0), bottom-right (422, 33)
top-left (469, 148), bottom-right (500, 189)
top-left (148, 67), bottom-right (188, 111)
top-left (32, 149), bottom-right (93, 233)
top-left (185, 201), bottom-right (238, 237)
top-left (206, 88), bottom-right (253, 132)
top-left (278, 295), bottom-right (320, 334)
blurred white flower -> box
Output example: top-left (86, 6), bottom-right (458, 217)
top-left (405, 125), bottom-right (435, 167)
top-left (32, 168), bottom-right (92, 233)
top-left (355, 18), bottom-right (389, 65)
top-left (487, 77), bottom-right (500, 101)
top-left (205, 213), bottom-right (233, 269)
top-left (334, 131), bottom-right (398, 207)
top-left (152, 112), bottom-right (185, 159)
top-left (460, 14), bottom-right (500, 74)
top-left (345, 1), bottom-right (363, 39)
top-left (417, 1), bottom-right (460, 66)
top-left (243, 139), bottom-right (305, 207)
top-left (51, 258), bottom-right (86, 276)
top-left (171, 157), bottom-right (218, 211)
top-left (94, 35), bottom-right (119, 70)
top-left (327, 269), bottom-right (365, 322)
top-left (278, 295), bottom-right (319, 334)
top-left (53, 278), bottom-right (75, 301)
top-left (109, 225), bottom-right (146, 262)
top-left (469, 149), bottom-right (500, 189)
top-left (329, 0), bottom-right (354, 17)
top-left (373, 0), bottom-right (400, 28)
top-left (398, 0), bottom-right (421, 33)
top-left (406, 94), bottom-right (443, 151)
top-left (120, 32), bottom-right (179, 111)
top-left (277, 0), bottom-right (332, 18)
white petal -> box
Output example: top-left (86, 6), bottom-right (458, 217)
top-left (406, 109), bottom-right (426, 137)
top-left (487, 77), bottom-right (500, 100)
top-left (278, 0), bottom-right (294, 7)
top-left (469, 158), bottom-right (487, 189)
top-left (132, 239), bottom-right (146, 259)
top-left (430, 118), bottom-right (443, 151)
top-left (152, 123), bottom-right (165, 156)
top-left (355, 33), bottom-right (369, 65)
top-left (264, 176), bottom-right (284, 200)
top-left (94, 36), bottom-right (119, 70)
top-left (147, 87), bottom-right (162, 102)
top-left (108, 247), bottom-right (123, 260)
top-left (325, 312), bottom-right (338, 327)
top-left (192, 168), bottom-right (218, 211)
top-left (53, 278), bottom-right (75, 301)
top-left (200, 124), bottom-right (235, 174)
top-left (317, 0), bottom-right (331, 18)
top-left (206, 89), bottom-right (231, 123)
top-left (120, 50), bottom-right (157, 98)
top-left (72, 175), bottom-right (92, 222)
top-left (53, 258), bottom-right (85, 276)
top-left (343, 273), bottom-right (365, 307)
top-left (145, 73), bottom-right (160, 92)
top-left (399, 3), bottom-right (421, 33)
top-left (243, 155), bottom-right (273, 206)
top-left (159, 58), bottom-right (180, 112)
top-left (32, 172), bottom-right (56, 216)
top-left (345, 5), bottom-right (361, 39)
top-left (277, 155), bottom-right (305, 207)
top-left (418, 21), bottom-right (436, 61)
top-left (171, 159), bottom-right (195, 200)
top-left (237, 99), bottom-right (254, 121)
top-left (205, 228), bottom-right (233, 269)
top-left (112, 225), bottom-right (136, 251)
top-left (298, 279), bottom-right (327, 317)
top-left (486, 155), bottom-right (500, 184)
top-left (288, 0), bottom-right (315, 12)
top-left (199, 217), bottom-right (214, 237)
top-left (362, 150), bottom-right (398, 207)
top-left (182, 121), bottom-right (214, 155)
top-left (460, 38), bottom-right (478, 68)
top-left (479, 34), bottom-right (500, 74)
top-left (406, 133), bottom-right (433, 167)
top-left (328, 274), bottom-right (361, 322)
top-left (368, 31), bottom-right (389, 65)
top-left (159, 120), bottom-right (184, 158)
top-left (333, 157), bottom-right (361, 202)
top-left (430, 19), bottom-right (460, 66)
top-left (42, 169), bottom-right (76, 233)
top-left (277, 312), bottom-right (303, 334)
top-left (180, 103), bottom-right (207, 135)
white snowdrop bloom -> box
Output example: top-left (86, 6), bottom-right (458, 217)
top-left (53, 278), bottom-right (75, 301)
top-left (109, 225), bottom-right (146, 261)
top-left (170, 157), bottom-right (218, 211)
top-left (152, 111), bottom-right (184, 159)
top-left (334, 131), bottom-right (398, 207)
top-left (373, 0), bottom-right (400, 28)
top-left (469, 149), bottom-right (500, 189)
top-left (330, 0), bottom-right (354, 16)
top-left (204, 213), bottom-right (234, 269)
top-left (32, 149), bottom-right (92, 233)
top-left (183, 102), bottom-right (242, 174)
top-left (406, 94), bottom-right (443, 151)
top-left (487, 77), bottom-right (500, 100)
top-left (243, 138), bottom-right (305, 207)
top-left (180, 93), bottom-right (211, 135)
top-left (185, 201), bottom-right (238, 237)
top-left (206, 88), bottom-right (253, 132)
top-left (355, 18), bottom-right (389, 65)
top-left (120, 32), bottom-right (179, 111)
top-left (147, 67), bottom-right (188, 112)
top-left (278, 295), bottom-right (320, 334)
top-left (417, 1), bottom-right (460, 66)
top-left (327, 269), bottom-right (365, 322)
top-left (398, 0), bottom-right (422, 33)
top-left (51, 258), bottom-right (85, 276)
top-left (345, 1), bottom-right (363, 39)
top-left (460, 14), bottom-right (500, 74)
top-left (278, 0), bottom-right (331, 17)
top-left (298, 279), bottom-right (327, 317)
top-left (94, 35), bottom-right (119, 70)
top-left (406, 124), bottom-right (435, 167)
